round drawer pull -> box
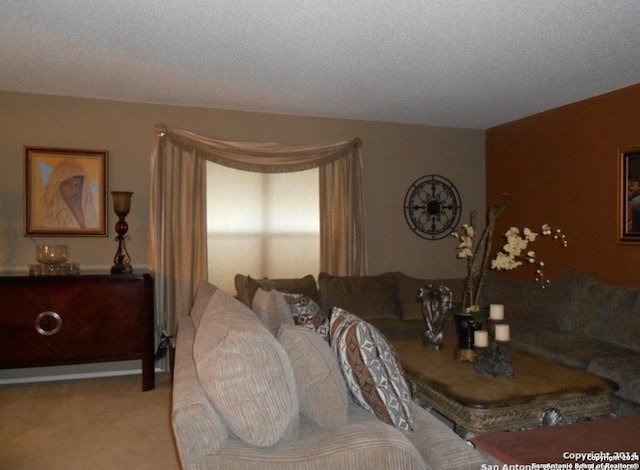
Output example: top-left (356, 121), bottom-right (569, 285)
top-left (35, 311), bottom-right (62, 336)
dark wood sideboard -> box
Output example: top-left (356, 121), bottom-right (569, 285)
top-left (0, 272), bottom-right (155, 391)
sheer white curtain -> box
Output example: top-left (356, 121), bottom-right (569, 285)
top-left (149, 123), bottom-right (367, 338)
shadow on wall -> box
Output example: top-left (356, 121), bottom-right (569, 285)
top-left (0, 192), bottom-right (21, 266)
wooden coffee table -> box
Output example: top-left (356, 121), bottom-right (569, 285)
top-left (392, 336), bottom-right (618, 437)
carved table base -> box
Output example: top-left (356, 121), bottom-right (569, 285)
top-left (393, 337), bottom-right (617, 438)
top-left (408, 370), bottom-right (612, 437)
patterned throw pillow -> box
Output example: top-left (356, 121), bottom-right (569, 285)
top-left (281, 292), bottom-right (330, 341)
top-left (329, 307), bottom-right (413, 431)
top-left (277, 324), bottom-right (348, 429)
top-left (282, 292), bottom-right (321, 317)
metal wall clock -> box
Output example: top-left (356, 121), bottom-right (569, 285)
top-left (404, 174), bottom-right (461, 240)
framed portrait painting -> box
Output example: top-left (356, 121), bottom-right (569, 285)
top-left (618, 145), bottom-right (640, 243)
top-left (25, 147), bottom-right (108, 236)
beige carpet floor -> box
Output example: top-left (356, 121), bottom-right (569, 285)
top-left (0, 373), bottom-right (181, 470)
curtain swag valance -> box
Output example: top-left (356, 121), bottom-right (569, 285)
top-left (154, 123), bottom-right (362, 173)
top-left (149, 123), bottom-right (368, 348)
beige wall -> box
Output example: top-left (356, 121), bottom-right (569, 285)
top-left (486, 83), bottom-right (640, 287)
top-left (0, 91), bottom-right (485, 282)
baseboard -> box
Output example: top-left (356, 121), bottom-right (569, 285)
top-left (0, 361), bottom-right (166, 386)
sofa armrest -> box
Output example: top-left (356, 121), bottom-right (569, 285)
top-left (172, 316), bottom-right (229, 468)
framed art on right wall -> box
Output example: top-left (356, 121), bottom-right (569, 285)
top-left (618, 145), bottom-right (640, 243)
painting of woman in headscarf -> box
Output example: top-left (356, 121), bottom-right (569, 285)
top-left (26, 148), bottom-right (107, 236)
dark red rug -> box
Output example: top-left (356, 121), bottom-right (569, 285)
top-left (470, 414), bottom-right (640, 465)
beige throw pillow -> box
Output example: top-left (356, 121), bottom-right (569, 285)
top-left (277, 324), bottom-right (348, 429)
top-left (252, 288), bottom-right (295, 335)
top-left (193, 289), bottom-right (299, 447)
top-left (188, 280), bottom-right (218, 329)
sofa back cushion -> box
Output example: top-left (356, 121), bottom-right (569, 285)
top-left (193, 289), bottom-right (299, 447)
top-left (480, 270), bottom-right (580, 331)
top-left (235, 273), bottom-right (319, 307)
top-left (234, 274), bottom-right (262, 307)
top-left (318, 271), bottom-right (401, 319)
top-left (567, 273), bottom-right (640, 351)
top-left (480, 273), bottom-right (539, 327)
top-left (277, 324), bottom-right (348, 429)
top-left (527, 269), bottom-right (577, 330)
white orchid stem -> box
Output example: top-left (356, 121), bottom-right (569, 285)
top-left (461, 194), bottom-right (512, 313)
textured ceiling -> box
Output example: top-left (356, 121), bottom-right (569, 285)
top-left (1, 1), bottom-right (640, 129)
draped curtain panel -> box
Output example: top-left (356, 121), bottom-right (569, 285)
top-left (149, 123), bottom-right (367, 336)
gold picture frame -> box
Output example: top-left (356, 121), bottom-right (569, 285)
top-left (618, 145), bottom-right (640, 243)
top-left (25, 147), bottom-right (108, 236)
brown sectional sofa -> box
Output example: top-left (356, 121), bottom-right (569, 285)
top-left (172, 268), bottom-right (639, 469)
top-left (235, 269), bottom-right (640, 416)
top-left (235, 271), bottom-right (465, 341)
top-left (479, 269), bottom-right (640, 416)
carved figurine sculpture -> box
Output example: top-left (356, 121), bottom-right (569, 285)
top-left (418, 284), bottom-right (452, 350)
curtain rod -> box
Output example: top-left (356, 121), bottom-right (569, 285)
top-left (155, 123), bottom-right (362, 149)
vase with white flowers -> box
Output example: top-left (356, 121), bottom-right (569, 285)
top-left (451, 194), bottom-right (568, 339)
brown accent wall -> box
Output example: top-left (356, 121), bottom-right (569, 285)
top-left (486, 83), bottom-right (640, 287)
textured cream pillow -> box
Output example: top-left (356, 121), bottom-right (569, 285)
top-left (194, 289), bottom-right (299, 447)
top-left (188, 280), bottom-right (218, 329)
top-left (330, 307), bottom-right (413, 431)
top-left (277, 324), bottom-right (348, 429)
top-left (252, 288), bottom-right (295, 335)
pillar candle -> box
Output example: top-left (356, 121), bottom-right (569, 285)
top-left (489, 303), bottom-right (504, 320)
top-left (495, 324), bottom-right (510, 342)
top-left (474, 330), bottom-right (489, 348)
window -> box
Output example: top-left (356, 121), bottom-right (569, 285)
top-left (206, 162), bottom-right (320, 293)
